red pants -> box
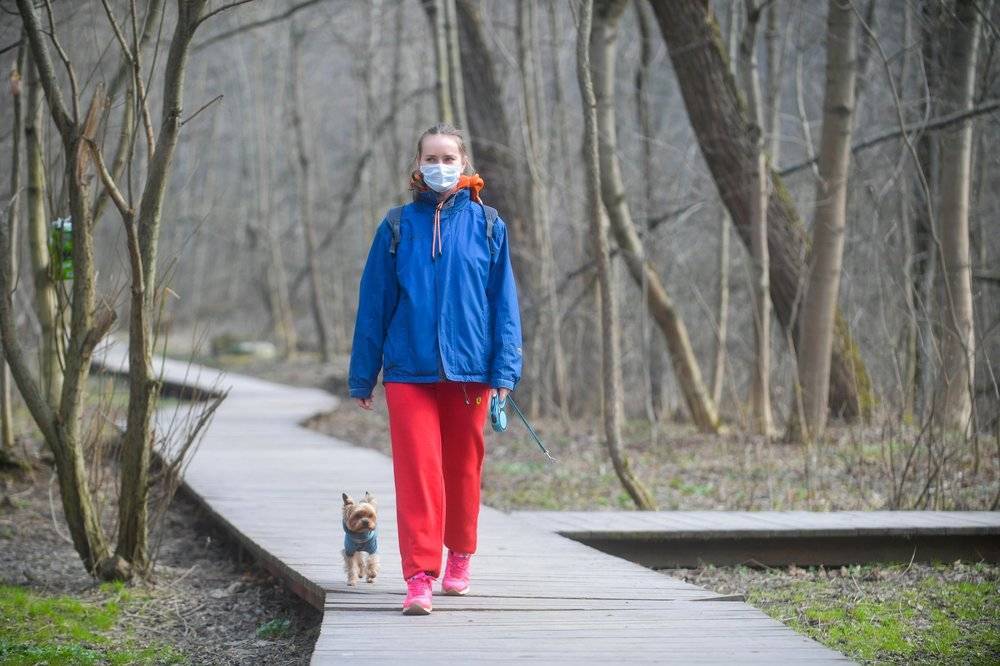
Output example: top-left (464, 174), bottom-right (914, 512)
top-left (384, 381), bottom-right (490, 580)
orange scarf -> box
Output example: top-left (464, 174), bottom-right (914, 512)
top-left (410, 172), bottom-right (486, 259)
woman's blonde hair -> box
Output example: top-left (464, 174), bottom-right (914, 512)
top-left (409, 123), bottom-right (475, 186)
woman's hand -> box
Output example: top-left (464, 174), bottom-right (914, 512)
top-left (356, 396), bottom-right (374, 410)
top-left (490, 387), bottom-right (510, 402)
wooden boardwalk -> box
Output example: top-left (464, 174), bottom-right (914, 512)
top-left (92, 340), bottom-right (851, 664)
top-left (510, 510), bottom-right (1000, 538)
top-left (511, 510), bottom-right (1000, 568)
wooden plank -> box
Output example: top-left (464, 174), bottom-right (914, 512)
top-left (512, 509), bottom-right (1000, 539)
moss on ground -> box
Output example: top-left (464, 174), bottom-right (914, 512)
top-left (671, 562), bottom-right (1000, 665)
top-left (0, 582), bottom-right (185, 665)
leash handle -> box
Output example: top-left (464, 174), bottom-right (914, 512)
top-left (489, 393), bottom-right (508, 432)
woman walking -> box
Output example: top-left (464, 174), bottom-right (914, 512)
top-left (348, 123), bottom-right (523, 615)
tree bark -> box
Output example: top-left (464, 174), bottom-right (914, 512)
top-left (443, 0), bottom-right (469, 154)
top-left (649, 0), bottom-right (875, 422)
top-left (422, 0), bottom-right (455, 125)
top-left (579, 0), bottom-right (656, 510)
top-left (739, 3), bottom-right (774, 436)
top-left (24, 56), bottom-right (62, 407)
top-left (934, 0), bottom-right (980, 434)
top-left (517, 0), bottom-right (567, 420)
top-left (593, 0), bottom-right (720, 433)
top-left (793, 0), bottom-right (858, 443)
top-left (454, 0), bottom-right (528, 252)
top-left (634, 0), bottom-right (670, 421)
top-left (1, 41), bottom-right (26, 465)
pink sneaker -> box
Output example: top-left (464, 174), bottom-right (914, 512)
top-left (442, 551), bottom-right (472, 595)
top-left (402, 572), bottom-right (434, 615)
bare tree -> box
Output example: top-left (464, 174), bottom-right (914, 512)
top-left (592, 0), bottom-right (720, 433)
top-left (289, 23), bottom-right (333, 362)
top-left (934, 0), bottom-right (981, 434)
top-left (6, 0), bottom-right (232, 580)
top-left (738, 1), bottom-right (774, 436)
top-left (649, 0), bottom-right (875, 423)
top-left (422, 0), bottom-right (455, 125)
top-left (1, 42), bottom-right (27, 467)
top-left (517, 0), bottom-right (568, 420)
top-left (455, 0), bottom-right (528, 253)
top-left (24, 56), bottom-right (63, 408)
top-left (578, 0), bottom-right (656, 510)
top-left (792, 0), bottom-right (858, 443)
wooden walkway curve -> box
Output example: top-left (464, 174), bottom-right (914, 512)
top-left (92, 340), bottom-right (851, 664)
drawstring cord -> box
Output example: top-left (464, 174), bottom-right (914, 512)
top-left (431, 181), bottom-right (484, 260)
top-left (461, 383), bottom-right (470, 405)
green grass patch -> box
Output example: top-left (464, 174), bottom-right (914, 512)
top-left (256, 618), bottom-right (292, 640)
top-left (0, 584), bottom-right (185, 665)
top-left (744, 563), bottom-right (1000, 665)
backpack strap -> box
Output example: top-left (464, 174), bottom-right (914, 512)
top-left (480, 203), bottom-right (498, 257)
top-left (389, 202), bottom-right (496, 256)
top-left (386, 206), bottom-right (404, 255)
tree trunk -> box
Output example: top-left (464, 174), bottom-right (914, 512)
top-left (738, 3), bottom-right (774, 436)
top-left (712, 210), bottom-right (730, 409)
top-left (24, 58), bottom-right (63, 407)
top-left (649, 0), bottom-right (875, 422)
top-left (289, 25), bottom-right (333, 363)
top-left (251, 41), bottom-right (297, 358)
top-left (634, 0), bottom-right (670, 422)
top-left (454, 0), bottom-right (528, 252)
top-left (15, 0), bottom-right (118, 575)
top-left (116, 2), bottom-right (209, 575)
top-left (593, 0), bottom-right (720, 433)
top-left (517, 0), bottom-right (567, 420)
top-left (579, 0), bottom-right (656, 510)
top-left (793, 0), bottom-right (858, 443)
top-left (443, 0), bottom-right (469, 153)
top-left (422, 0), bottom-right (455, 125)
top-left (934, 0), bottom-right (980, 434)
top-left (1, 41), bottom-right (26, 465)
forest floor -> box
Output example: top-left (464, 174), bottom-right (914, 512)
top-left (0, 392), bottom-right (320, 665)
top-left (667, 562), bottom-right (1000, 665)
top-left (194, 350), bottom-right (999, 665)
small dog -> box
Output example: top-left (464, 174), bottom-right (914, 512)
top-left (342, 492), bottom-right (379, 585)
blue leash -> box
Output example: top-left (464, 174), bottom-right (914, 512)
top-left (490, 393), bottom-right (557, 463)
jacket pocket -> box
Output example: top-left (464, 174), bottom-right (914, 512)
top-left (383, 314), bottom-right (407, 372)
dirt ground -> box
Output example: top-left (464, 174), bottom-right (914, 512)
top-left (0, 438), bottom-right (320, 665)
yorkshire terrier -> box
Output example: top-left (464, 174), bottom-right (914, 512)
top-left (342, 492), bottom-right (379, 585)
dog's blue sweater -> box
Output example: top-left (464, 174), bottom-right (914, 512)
top-left (343, 519), bottom-right (378, 556)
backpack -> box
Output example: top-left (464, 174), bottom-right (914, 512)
top-left (387, 202), bottom-right (498, 257)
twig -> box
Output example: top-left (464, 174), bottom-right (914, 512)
top-left (180, 93), bottom-right (223, 126)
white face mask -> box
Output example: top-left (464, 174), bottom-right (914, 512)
top-left (420, 163), bottom-right (462, 192)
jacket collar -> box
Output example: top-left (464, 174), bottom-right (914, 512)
top-left (414, 187), bottom-right (471, 211)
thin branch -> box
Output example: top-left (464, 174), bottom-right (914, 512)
top-left (85, 137), bottom-right (132, 218)
top-left (195, 0), bottom-right (257, 29)
top-left (780, 99), bottom-right (1000, 176)
top-left (193, 0), bottom-right (329, 50)
top-left (180, 93), bottom-right (222, 126)
top-left (42, 0), bottom-right (79, 122)
top-left (15, 0), bottom-right (73, 136)
top-left (0, 39), bottom-right (20, 57)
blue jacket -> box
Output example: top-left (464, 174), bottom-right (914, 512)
top-left (348, 187), bottom-right (522, 399)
